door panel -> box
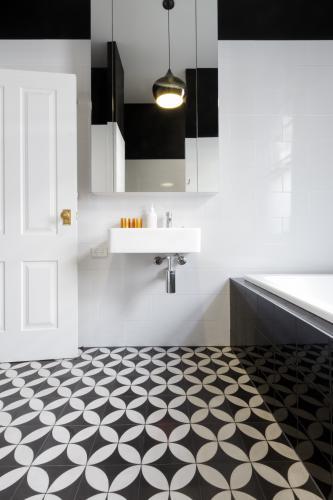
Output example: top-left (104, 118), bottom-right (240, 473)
top-left (22, 261), bottom-right (58, 330)
top-left (0, 68), bottom-right (78, 362)
top-left (0, 86), bottom-right (4, 235)
top-left (21, 88), bottom-right (57, 234)
top-left (0, 262), bottom-right (4, 332)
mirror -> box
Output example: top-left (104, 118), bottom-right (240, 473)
top-left (91, 0), bottom-right (218, 193)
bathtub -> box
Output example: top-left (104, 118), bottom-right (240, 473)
top-left (245, 274), bottom-right (333, 324)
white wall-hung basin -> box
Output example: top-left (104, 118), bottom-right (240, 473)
top-left (109, 228), bottom-right (201, 254)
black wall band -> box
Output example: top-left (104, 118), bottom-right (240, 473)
top-left (0, 0), bottom-right (90, 39)
top-left (218, 0), bottom-right (333, 40)
top-left (2, 1), bottom-right (332, 44)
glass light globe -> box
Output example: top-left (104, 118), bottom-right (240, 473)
top-left (153, 69), bottom-right (186, 109)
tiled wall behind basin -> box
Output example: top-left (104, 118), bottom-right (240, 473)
top-left (1, 39), bottom-right (333, 346)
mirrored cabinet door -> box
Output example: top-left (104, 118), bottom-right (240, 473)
top-left (91, 0), bottom-right (219, 193)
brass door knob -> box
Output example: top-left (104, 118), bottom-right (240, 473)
top-left (60, 209), bottom-right (72, 225)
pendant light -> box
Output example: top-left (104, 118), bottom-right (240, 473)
top-left (153, 0), bottom-right (186, 109)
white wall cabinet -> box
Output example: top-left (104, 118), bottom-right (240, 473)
top-left (91, 122), bottom-right (125, 193)
top-left (185, 137), bottom-right (219, 192)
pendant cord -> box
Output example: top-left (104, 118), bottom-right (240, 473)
top-left (168, 8), bottom-right (171, 70)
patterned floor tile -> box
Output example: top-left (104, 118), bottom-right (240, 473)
top-left (142, 423), bottom-right (197, 465)
top-left (13, 465), bottom-right (84, 499)
top-left (140, 463), bottom-right (202, 500)
top-left (197, 460), bottom-right (266, 500)
top-left (237, 421), bottom-right (300, 462)
top-left (0, 467), bottom-right (27, 500)
top-left (253, 461), bottom-right (323, 499)
top-left (89, 424), bottom-right (146, 467)
top-left (0, 346), bottom-right (326, 500)
top-left (36, 424), bottom-right (98, 466)
top-left (75, 464), bottom-right (141, 499)
top-left (0, 425), bottom-right (51, 468)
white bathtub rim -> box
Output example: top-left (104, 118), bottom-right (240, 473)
top-left (245, 274), bottom-right (333, 325)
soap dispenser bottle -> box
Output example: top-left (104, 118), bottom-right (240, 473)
top-left (146, 205), bottom-right (158, 228)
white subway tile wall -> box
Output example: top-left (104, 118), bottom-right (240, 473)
top-left (2, 39), bottom-right (332, 346)
top-left (77, 41), bottom-right (333, 346)
top-left (75, 41), bottom-right (333, 346)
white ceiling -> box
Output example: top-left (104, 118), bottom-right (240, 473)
top-left (91, 0), bottom-right (217, 102)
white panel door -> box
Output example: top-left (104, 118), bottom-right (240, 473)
top-left (0, 68), bottom-right (78, 362)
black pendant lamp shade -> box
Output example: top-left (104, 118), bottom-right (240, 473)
top-left (153, 69), bottom-right (186, 109)
top-left (153, 0), bottom-right (186, 109)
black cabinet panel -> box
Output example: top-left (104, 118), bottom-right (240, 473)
top-left (124, 104), bottom-right (185, 160)
top-left (91, 68), bottom-right (108, 125)
top-left (0, 0), bottom-right (90, 39)
top-left (185, 69), bottom-right (197, 139)
top-left (107, 42), bottom-right (124, 137)
top-left (218, 0), bottom-right (333, 40)
top-left (186, 69), bottom-right (218, 138)
top-left (91, 43), bottom-right (125, 134)
top-left (196, 69), bottom-right (219, 138)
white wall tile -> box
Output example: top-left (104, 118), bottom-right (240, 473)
top-left (124, 320), bottom-right (222, 347)
top-left (9, 39), bottom-right (331, 347)
top-left (293, 66), bottom-right (333, 115)
top-left (287, 115), bottom-right (333, 143)
top-left (0, 40), bottom-right (91, 99)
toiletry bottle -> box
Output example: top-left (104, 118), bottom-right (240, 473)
top-left (146, 205), bottom-right (158, 228)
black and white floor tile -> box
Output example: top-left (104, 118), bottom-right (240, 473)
top-left (0, 347), bottom-right (325, 499)
top-left (240, 343), bottom-right (333, 498)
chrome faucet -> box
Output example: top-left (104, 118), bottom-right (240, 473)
top-left (166, 211), bottom-right (173, 228)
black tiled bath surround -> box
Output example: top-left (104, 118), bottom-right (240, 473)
top-left (231, 278), bottom-right (333, 498)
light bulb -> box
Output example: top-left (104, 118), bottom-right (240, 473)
top-left (156, 92), bottom-right (184, 109)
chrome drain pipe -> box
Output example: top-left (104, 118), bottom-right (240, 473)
top-left (154, 254), bottom-right (187, 294)
top-left (166, 256), bottom-right (176, 294)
